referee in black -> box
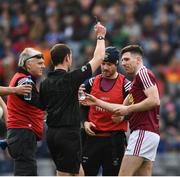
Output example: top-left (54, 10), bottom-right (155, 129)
top-left (39, 22), bottom-right (106, 176)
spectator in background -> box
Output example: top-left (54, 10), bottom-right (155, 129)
top-left (7, 48), bottom-right (45, 176)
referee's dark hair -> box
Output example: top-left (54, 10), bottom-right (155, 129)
top-left (121, 45), bottom-right (144, 57)
top-left (50, 44), bottom-right (71, 66)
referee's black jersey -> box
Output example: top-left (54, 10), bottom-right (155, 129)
top-left (39, 63), bottom-right (92, 128)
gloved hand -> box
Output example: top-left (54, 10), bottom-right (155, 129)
top-left (0, 139), bottom-right (7, 150)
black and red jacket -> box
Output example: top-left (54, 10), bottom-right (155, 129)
top-left (7, 67), bottom-right (44, 140)
top-left (81, 74), bottom-right (131, 136)
top-left (88, 74), bottom-right (128, 133)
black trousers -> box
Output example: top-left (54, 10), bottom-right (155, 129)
top-left (82, 131), bottom-right (126, 176)
top-left (7, 128), bottom-right (37, 176)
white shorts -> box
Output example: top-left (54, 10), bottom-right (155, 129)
top-left (125, 130), bottom-right (160, 161)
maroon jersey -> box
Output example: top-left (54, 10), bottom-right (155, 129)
top-left (128, 66), bottom-right (160, 134)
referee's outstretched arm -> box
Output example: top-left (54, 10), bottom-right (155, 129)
top-left (89, 22), bottom-right (106, 73)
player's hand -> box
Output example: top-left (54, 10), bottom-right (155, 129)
top-left (111, 115), bottom-right (124, 124)
top-left (112, 105), bottom-right (129, 116)
top-left (84, 121), bottom-right (96, 136)
top-left (94, 22), bottom-right (106, 38)
top-left (80, 93), bottom-right (97, 106)
top-left (15, 84), bottom-right (32, 95)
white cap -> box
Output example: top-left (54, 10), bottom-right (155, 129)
top-left (18, 48), bottom-right (43, 67)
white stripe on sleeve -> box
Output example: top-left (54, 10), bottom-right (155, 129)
top-left (124, 81), bottom-right (131, 92)
top-left (139, 67), bottom-right (153, 89)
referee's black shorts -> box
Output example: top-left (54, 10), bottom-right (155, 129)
top-left (47, 127), bottom-right (81, 174)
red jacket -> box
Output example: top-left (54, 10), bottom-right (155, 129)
top-left (88, 74), bottom-right (128, 134)
top-left (7, 72), bottom-right (44, 140)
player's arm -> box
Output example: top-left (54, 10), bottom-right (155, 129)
top-left (0, 97), bottom-right (7, 124)
top-left (88, 22), bottom-right (106, 73)
top-left (82, 85), bottom-right (160, 116)
top-left (0, 85), bottom-right (32, 96)
top-left (123, 95), bottom-right (130, 106)
top-left (81, 77), bottom-right (131, 114)
top-left (107, 84), bottom-right (159, 122)
top-left (83, 77), bottom-right (95, 93)
top-left (79, 78), bottom-right (97, 135)
top-left (80, 77), bottom-right (95, 123)
top-left (82, 93), bottom-right (121, 112)
top-left (113, 70), bottom-right (160, 116)
top-left (127, 84), bottom-right (160, 113)
top-left (70, 23), bottom-right (106, 86)
top-left (122, 78), bottom-right (131, 106)
top-left (89, 78), bottom-right (131, 111)
top-left (16, 77), bottom-right (43, 109)
top-left (127, 70), bottom-right (160, 113)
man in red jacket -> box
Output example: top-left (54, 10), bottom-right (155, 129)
top-left (0, 78), bottom-right (32, 151)
top-left (7, 47), bottom-right (45, 176)
top-left (80, 46), bottom-right (131, 176)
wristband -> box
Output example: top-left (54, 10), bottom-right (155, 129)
top-left (97, 36), bottom-right (105, 40)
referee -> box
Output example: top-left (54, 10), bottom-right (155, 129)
top-left (39, 22), bottom-right (106, 176)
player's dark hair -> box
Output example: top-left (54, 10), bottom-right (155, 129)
top-left (50, 44), bottom-right (71, 66)
top-left (121, 45), bottom-right (144, 57)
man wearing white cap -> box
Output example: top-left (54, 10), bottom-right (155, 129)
top-left (6, 48), bottom-right (45, 176)
top-left (0, 62), bottom-right (33, 152)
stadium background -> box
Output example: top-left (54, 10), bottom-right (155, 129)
top-left (0, 0), bottom-right (180, 175)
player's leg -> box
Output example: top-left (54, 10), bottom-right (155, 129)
top-left (120, 130), bottom-right (159, 176)
top-left (134, 130), bottom-right (159, 176)
top-left (118, 130), bottom-right (145, 175)
top-left (56, 171), bottom-right (72, 176)
top-left (102, 132), bottom-right (126, 176)
top-left (77, 164), bottom-right (84, 176)
top-left (56, 164), bottom-right (84, 176)
top-left (82, 136), bottom-right (101, 175)
top-left (119, 155), bottom-right (144, 176)
top-left (7, 129), bottom-right (37, 176)
top-left (47, 127), bottom-right (82, 176)
top-left (135, 160), bottom-right (153, 176)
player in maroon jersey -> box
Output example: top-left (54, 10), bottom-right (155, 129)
top-left (80, 45), bottom-right (160, 176)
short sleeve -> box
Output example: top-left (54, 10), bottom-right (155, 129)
top-left (70, 63), bottom-right (92, 86)
top-left (138, 67), bottom-right (156, 90)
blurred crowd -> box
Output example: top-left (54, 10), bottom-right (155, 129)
top-left (0, 0), bottom-right (180, 174)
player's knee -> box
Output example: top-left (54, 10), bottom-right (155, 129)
top-left (119, 167), bottom-right (134, 176)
